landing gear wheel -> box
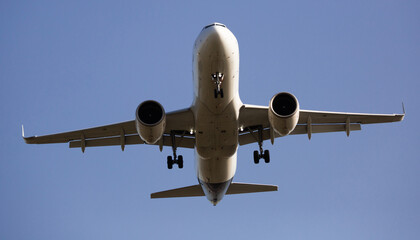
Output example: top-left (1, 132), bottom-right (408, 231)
top-left (214, 89), bottom-right (218, 98)
top-left (167, 156), bottom-right (173, 169)
top-left (220, 88), bottom-right (224, 98)
top-left (263, 150), bottom-right (270, 163)
top-left (253, 150), bottom-right (260, 164)
top-left (178, 155), bottom-right (183, 169)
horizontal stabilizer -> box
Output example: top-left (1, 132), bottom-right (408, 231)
top-left (151, 184), bottom-right (204, 199)
top-left (226, 182), bottom-right (278, 195)
top-left (150, 182), bottom-right (278, 199)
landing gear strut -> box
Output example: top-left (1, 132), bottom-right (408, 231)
top-left (253, 126), bottom-right (270, 164)
top-left (212, 72), bottom-right (224, 98)
top-left (167, 131), bottom-right (183, 169)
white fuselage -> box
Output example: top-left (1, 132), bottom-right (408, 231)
top-left (191, 24), bottom-right (243, 204)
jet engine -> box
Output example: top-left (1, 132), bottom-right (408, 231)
top-left (135, 100), bottom-right (166, 144)
top-left (268, 92), bottom-right (300, 136)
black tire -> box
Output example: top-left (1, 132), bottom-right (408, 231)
top-left (264, 150), bottom-right (270, 163)
top-left (220, 89), bottom-right (224, 98)
top-left (214, 89), bottom-right (218, 98)
top-left (167, 156), bottom-right (173, 169)
top-left (178, 155), bottom-right (183, 169)
top-left (253, 150), bottom-right (260, 164)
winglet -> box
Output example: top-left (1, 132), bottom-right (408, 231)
top-left (21, 125), bottom-right (35, 144)
top-left (402, 102), bottom-right (405, 115)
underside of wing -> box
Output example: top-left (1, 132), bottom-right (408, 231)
top-left (238, 105), bottom-right (404, 145)
top-left (23, 108), bottom-right (195, 150)
top-left (23, 120), bottom-right (137, 144)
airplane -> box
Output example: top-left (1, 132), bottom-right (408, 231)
top-left (23, 23), bottom-right (405, 206)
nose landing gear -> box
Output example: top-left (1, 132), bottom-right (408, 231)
top-left (212, 72), bottom-right (224, 98)
top-left (214, 89), bottom-right (224, 98)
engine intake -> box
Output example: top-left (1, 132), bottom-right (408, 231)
top-left (268, 92), bottom-right (300, 136)
top-left (135, 100), bottom-right (166, 144)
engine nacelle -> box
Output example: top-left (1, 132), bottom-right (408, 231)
top-left (135, 100), bottom-right (166, 144)
top-left (268, 92), bottom-right (300, 136)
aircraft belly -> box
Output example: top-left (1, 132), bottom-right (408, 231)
top-left (195, 115), bottom-right (238, 156)
top-left (194, 101), bottom-right (239, 183)
top-left (196, 150), bottom-right (237, 184)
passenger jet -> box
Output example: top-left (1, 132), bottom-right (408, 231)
top-left (24, 23), bottom-right (404, 205)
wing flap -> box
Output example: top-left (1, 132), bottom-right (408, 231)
top-left (69, 134), bottom-right (195, 149)
top-left (291, 123), bottom-right (361, 135)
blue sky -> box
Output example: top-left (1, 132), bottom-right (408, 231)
top-left (1, 1), bottom-right (419, 239)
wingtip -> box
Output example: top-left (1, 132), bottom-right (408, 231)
top-left (400, 114), bottom-right (405, 121)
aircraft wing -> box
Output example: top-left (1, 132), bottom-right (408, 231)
top-left (23, 108), bottom-right (195, 151)
top-left (238, 104), bottom-right (405, 145)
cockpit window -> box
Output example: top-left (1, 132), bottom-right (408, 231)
top-left (203, 23), bottom-right (226, 30)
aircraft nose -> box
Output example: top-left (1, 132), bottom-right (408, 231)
top-left (202, 22), bottom-right (227, 30)
top-left (194, 23), bottom-right (236, 53)
top-left (199, 24), bottom-right (228, 47)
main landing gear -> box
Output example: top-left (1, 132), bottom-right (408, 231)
top-left (167, 131), bottom-right (183, 169)
top-left (254, 150), bottom-right (270, 164)
top-left (167, 155), bottom-right (183, 169)
top-left (253, 126), bottom-right (270, 164)
top-left (212, 72), bottom-right (224, 98)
